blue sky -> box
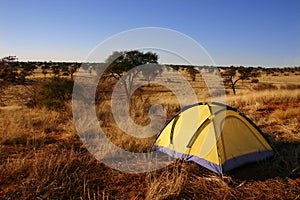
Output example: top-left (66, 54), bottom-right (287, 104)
top-left (1, 0), bottom-right (300, 67)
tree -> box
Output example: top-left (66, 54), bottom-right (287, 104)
top-left (170, 65), bottom-right (180, 71)
top-left (0, 57), bottom-right (18, 83)
top-left (41, 65), bottom-right (49, 78)
top-left (0, 59), bottom-right (5, 78)
top-left (17, 62), bottom-right (36, 84)
top-left (2, 56), bottom-right (17, 62)
top-left (51, 65), bottom-right (60, 77)
top-left (186, 66), bottom-right (199, 81)
top-left (141, 63), bottom-right (163, 86)
top-left (221, 66), bottom-right (260, 95)
top-left (0, 60), bottom-right (7, 105)
top-left (66, 64), bottom-right (79, 80)
top-left (105, 50), bottom-right (159, 99)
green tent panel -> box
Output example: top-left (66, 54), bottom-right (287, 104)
top-left (153, 102), bottom-right (274, 174)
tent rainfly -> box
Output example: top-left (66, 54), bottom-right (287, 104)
top-left (153, 102), bottom-right (274, 174)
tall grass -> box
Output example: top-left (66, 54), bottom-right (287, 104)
top-left (145, 161), bottom-right (188, 200)
top-left (0, 69), bottom-right (299, 199)
top-left (0, 146), bottom-right (105, 199)
top-left (0, 106), bottom-right (76, 145)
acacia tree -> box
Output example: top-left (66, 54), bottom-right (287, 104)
top-left (51, 65), bottom-right (60, 77)
top-left (41, 65), bottom-right (49, 78)
top-left (0, 56), bottom-right (18, 83)
top-left (18, 62), bottom-right (36, 84)
top-left (141, 63), bottom-right (163, 86)
top-left (105, 50), bottom-right (159, 99)
top-left (0, 60), bottom-right (7, 104)
top-left (186, 66), bottom-right (199, 81)
top-left (0, 59), bottom-right (4, 78)
top-left (221, 66), bottom-right (260, 95)
top-left (67, 64), bottom-right (79, 80)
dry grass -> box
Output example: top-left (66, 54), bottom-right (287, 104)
top-left (0, 68), bottom-right (299, 199)
top-left (145, 161), bottom-right (188, 200)
top-left (270, 107), bottom-right (300, 120)
top-left (0, 106), bottom-right (75, 146)
top-left (0, 143), bottom-right (108, 199)
top-left (225, 88), bottom-right (300, 143)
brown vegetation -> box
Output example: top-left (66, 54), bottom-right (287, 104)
top-left (0, 65), bottom-right (299, 199)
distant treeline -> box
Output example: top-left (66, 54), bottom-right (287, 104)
top-left (2, 60), bottom-right (300, 72)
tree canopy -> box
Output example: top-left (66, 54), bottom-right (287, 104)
top-left (221, 66), bottom-right (260, 95)
top-left (105, 50), bottom-right (159, 99)
top-left (106, 50), bottom-right (159, 77)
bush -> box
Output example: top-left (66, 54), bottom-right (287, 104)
top-left (38, 77), bottom-right (73, 110)
top-left (252, 83), bottom-right (277, 91)
top-left (0, 65), bottom-right (18, 83)
top-left (280, 84), bottom-right (300, 90)
top-left (251, 78), bottom-right (259, 83)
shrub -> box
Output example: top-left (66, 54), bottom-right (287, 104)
top-left (251, 78), bottom-right (259, 83)
top-left (0, 65), bottom-right (18, 83)
top-left (37, 77), bottom-right (73, 110)
top-left (252, 83), bottom-right (277, 91)
top-left (280, 84), bottom-right (300, 90)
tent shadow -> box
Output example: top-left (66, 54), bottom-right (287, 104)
top-left (228, 137), bottom-right (300, 181)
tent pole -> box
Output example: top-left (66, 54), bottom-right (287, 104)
top-left (206, 103), bottom-right (224, 178)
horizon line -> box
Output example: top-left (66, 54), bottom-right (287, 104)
top-left (10, 60), bottom-right (299, 68)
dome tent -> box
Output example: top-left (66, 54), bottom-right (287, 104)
top-left (153, 102), bottom-right (274, 174)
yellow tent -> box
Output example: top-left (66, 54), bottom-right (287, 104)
top-left (153, 102), bottom-right (274, 174)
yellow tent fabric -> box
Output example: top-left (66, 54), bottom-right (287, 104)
top-left (153, 102), bottom-right (274, 174)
